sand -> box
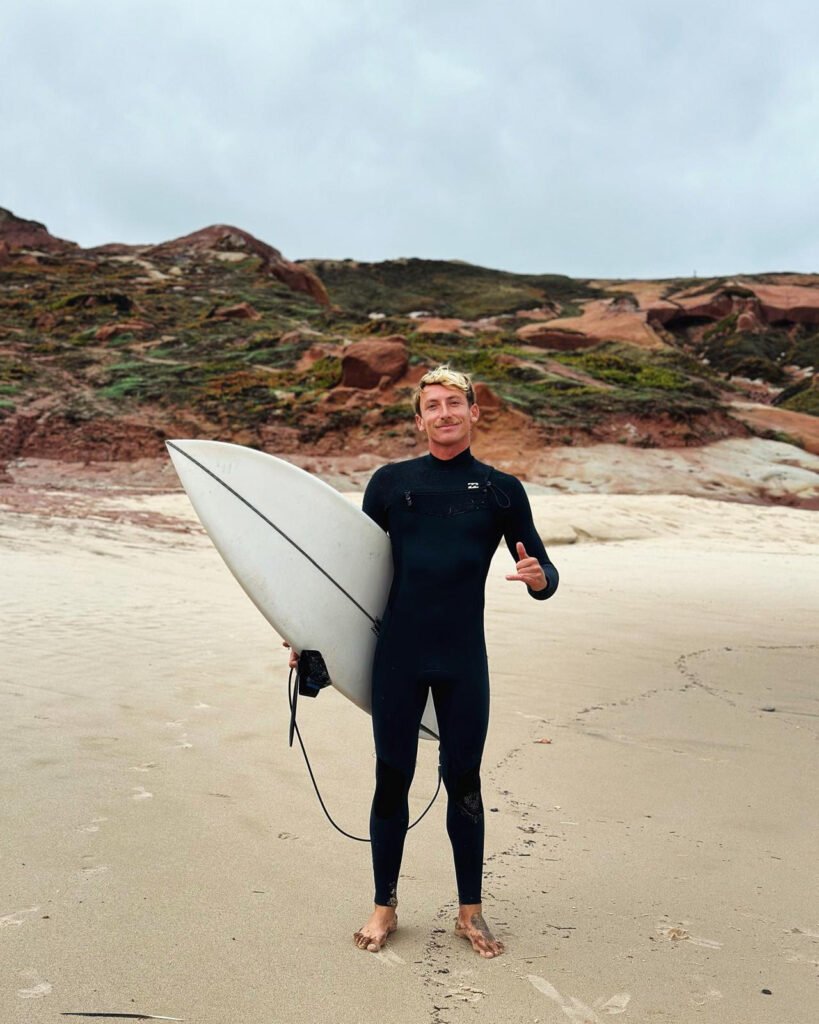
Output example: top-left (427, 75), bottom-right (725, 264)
top-left (1, 481), bottom-right (817, 1023)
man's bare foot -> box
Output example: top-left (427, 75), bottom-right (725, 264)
top-left (455, 905), bottom-right (505, 958)
top-left (353, 905), bottom-right (398, 952)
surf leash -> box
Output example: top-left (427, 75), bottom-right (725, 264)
top-left (287, 664), bottom-right (441, 843)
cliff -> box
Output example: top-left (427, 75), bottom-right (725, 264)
top-left (1, 207), bottom-right (817, 502)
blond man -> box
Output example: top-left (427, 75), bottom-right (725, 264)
top-left (350, 366), bottom-right (559, 957)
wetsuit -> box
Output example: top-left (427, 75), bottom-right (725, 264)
top-left (362, 448), bottom-right (558, 906)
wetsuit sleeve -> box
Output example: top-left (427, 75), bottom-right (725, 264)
top-left (362, 467), bottom-right (390, 532)
top-left (501, 476), bottom-right (559, 601)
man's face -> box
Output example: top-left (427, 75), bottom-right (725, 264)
top-left (415, 384), bottom-right (479, 451)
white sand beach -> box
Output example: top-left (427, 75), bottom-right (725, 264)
top-left (1, 482), bottom-right (817, 1023)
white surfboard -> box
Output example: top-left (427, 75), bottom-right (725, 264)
top-left (166, 440), bottom-right (439, 740)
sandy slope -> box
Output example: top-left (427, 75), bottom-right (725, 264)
top-left (1, 490), bottom-right (817, 1023)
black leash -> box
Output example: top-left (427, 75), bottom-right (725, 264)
top-left (287, 665), bottom-right (442, 842)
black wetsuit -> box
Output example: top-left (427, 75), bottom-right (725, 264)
top-left (362, 448), bottom-right (558, 906)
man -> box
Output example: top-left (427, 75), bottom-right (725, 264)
top-left (292, 365), bottom-right (558, 958)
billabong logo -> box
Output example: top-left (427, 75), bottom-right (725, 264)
top-left (467, 482), bottom-right (479, 490)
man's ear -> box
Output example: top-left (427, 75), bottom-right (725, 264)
top-left (415, 413), bottom-right (426, 433)
top-left (470, 404), bottom-right (480, 425)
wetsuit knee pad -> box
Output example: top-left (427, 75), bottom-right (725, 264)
top-left (449, 765), bottom-right (483, 821)
top-left (373, 758), bottom-right (409, 819)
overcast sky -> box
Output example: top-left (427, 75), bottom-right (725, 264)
top-left (3, 0), bottom-right (819, 278)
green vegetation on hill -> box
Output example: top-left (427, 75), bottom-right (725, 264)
top-left (304, 258), bottom-right (603, 319)
top-left (777, 377), bottom-right (819, 415)
top-left (699, 321), bottom-right (797, 384)
top-left (0, 245), bottom-right (815, 456)
top-left (399, 336), bottom-right (720, 441)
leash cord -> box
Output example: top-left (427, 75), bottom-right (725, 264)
top-left (287, 667), bottom-right (441, 842)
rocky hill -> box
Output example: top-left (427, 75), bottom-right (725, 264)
top-left (1, 206), bottom-right (817, 503)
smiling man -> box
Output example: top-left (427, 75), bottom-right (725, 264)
top-left (352, 364), bottom-right (559, 958)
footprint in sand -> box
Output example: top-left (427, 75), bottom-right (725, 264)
top-left (688, 973), bottom-right (723, 1007)
top-left (446, 983), bottom-right (486, 1004)
top-left (80, 865), bottom-right (109, 879)
top-left (164, 721), bottom-right (193, 748)
top-left (131, 786), bottom-right (153, 801)
top-left (130, 762), bottom-right (157, 772)
top-left (596, 993), bottom-right (631, 1014)
top-left (375, 948), bottom-right (406, 966)
top-left (783, 929), bottom-right (819, 968)
top-left (17, 970), bottom-right (52, 999)
top-left (528, 975), bottom-right (631, 1020)
top-left (77, 816), bottom-right (108, 833)
top-left (0, 907), bottom-right (40, 929)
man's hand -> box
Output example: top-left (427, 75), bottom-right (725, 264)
top-left (282, 641), bottom-right (299, 669)
top-left (505, 542), bottom-right (547, 592)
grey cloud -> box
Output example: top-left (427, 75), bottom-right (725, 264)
top-left (1, 0), bottom-right (818, 276)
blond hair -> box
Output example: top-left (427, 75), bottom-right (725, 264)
top-left (412, 365), bottom-right (475, 415)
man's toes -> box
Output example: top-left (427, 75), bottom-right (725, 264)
top-left (456, 925), bottom-right (504, 957)
top-left (354, 927), bottom-right (387, 952)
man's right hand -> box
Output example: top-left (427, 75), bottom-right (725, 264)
top-left (282, 641), bottom-right (299, 669)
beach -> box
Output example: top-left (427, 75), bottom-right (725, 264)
top-left (1, 479), bottom-right (817, 1023)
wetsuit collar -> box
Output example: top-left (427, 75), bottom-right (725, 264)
top-left (425, 447), bottom-right (475, 470)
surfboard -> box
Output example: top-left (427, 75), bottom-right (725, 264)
top-left (166, 439), bottom-right (439, 740)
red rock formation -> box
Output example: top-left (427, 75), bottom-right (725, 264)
top-left (145, 224), bottom-right (331, 307)
top-left (0, 207), bottom-right (78, 253)
top-left (0, 412), bottom-right (169, 461)
top-left (474, 382), bottom-right (502, 410)
top-left (736, 310), bottom-right (763, 333)
top-left (207, 301), bottom-right (261, 321)
top-left (95, 319), bottom-right (154, 342)
top-left (340, 338), bottom-right (409, 389)
top-left (751, 284), bottom-right (819, 326)
top-left (414, 317), bottom-right (474, 336)
top-left (645, 291), bottom-right (739, 326)
top-left (517, 299), bottom-right (664, 350)
top-left (271, 261), bottom-right (332, 308)
top-left (644, 284), bottom-right (819, 329)
top-left (278, 328), bottom-right (325, 346)
top-left (730, 401), bottom-right (819, 455)
top-left (515, 304), bottom-right (561, 321)
top-left (295, 343), bottom-right (343, 372)
top-left (515, 324), bottom-right (600, 350)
